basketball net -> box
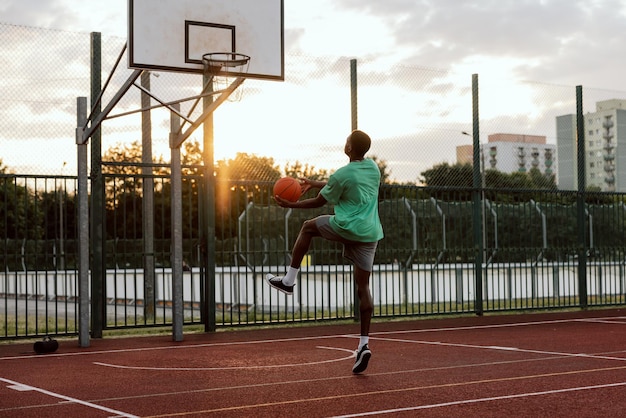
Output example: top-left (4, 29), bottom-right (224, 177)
top-left (202, 52), bottom-right (250, 102)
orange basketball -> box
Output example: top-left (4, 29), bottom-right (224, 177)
top-left (273, 177), bottom-right (302, 202)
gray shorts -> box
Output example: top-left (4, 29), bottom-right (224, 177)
top-left (315, 215), bottom-right (378, 272)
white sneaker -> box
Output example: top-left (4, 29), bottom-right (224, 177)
top-left (352, 344), bottom-right (371, 374)
top-left (265, 274), bottom-right (295, 295)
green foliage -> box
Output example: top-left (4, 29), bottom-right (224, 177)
top-left (3, 143), bottom-right (626, 272)
top-left (0, 176), bottom-right (44, 240)
top-left (528, 167), bottom-right (557, 190)
top-left (216, 152), bottom-right (281, 182)
top-left (370, 155), bottom-right (392, 184)
top-left (283, 161), bottom-right (329, 182)
top-left (421, 163), bottom-right (473, 188)
top-left (181, 140), bottom-right (204, 168)
top-left (420, 162), bottom-right (557, 190)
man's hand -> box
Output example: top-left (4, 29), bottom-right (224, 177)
top-left (273, 194), bottom-right (294, 208)
top-left (274, 178), bottom-right (328, 209)
top-left (299, 178), bottom-right (326, 195)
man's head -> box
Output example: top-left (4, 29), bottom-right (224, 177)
top-left (345, 130), bottom-right (371, 160)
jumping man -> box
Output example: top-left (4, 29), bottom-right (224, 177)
top-left (266, 129), bottom-right (384, 374)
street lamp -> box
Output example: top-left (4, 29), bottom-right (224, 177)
top-left (462, 131), bottom-right (486, 188)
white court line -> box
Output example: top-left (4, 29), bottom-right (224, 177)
top-left (0, 314), bottom-right (622, 417)
top-left (370, 335), bottom-right (626, 362)
top-left (94, 346), bottom-right (355, 371)
top-left (328, 381), bottom-right (626, 417)
top-left (2, 314), bottom-right (624, 362)
top-left (368, 315), bottom-right (626, 337)
top-left (83, 355), bottom-right (586, 405)
top-left (0, 376), bottom-right (138, 418)
top-left (578, 318), bottom-right (626, 325)
top-left (6, 316), bottom-right (620, 411)
top-left (0, 334), bottom-right (351, 362)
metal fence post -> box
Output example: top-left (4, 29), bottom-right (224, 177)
top-left (170, 104), bottom-right (184, 342)
top-left (576, 85), bottom-right (588, 308)
top-left (472, 74), bottom-right (484, 316)
top-left (350, 59), bottom-right (358, 131)
top-left (90, 32), bottom-right (104, 337)
top-left (203, 73), bottom-right (217, 332)
top-left (76, 96), bottom-right (90, 347)
top-left (141, 71), bottom-right (156, 322)
top-left (350, 58), bottom-right (360, 322)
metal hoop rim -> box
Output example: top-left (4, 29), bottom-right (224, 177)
top-left (202, 52), bottom-right (251, 69)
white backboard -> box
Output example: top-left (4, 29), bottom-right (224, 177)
top-left (128, 0), bottom-right (284, 80)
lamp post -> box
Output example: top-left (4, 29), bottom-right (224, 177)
top-left (462, 131), bottom-right (486, 187)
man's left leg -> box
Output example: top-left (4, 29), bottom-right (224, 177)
top-left (354, 266), bottom-right (373, 336)
top-left (352, 265), bottom-right (373, 374)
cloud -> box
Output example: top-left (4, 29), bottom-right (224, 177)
top-left (6, 0), bottom-right (626, 91)
top-left (2, 0), bottom-right (626, 181)
top-left (0, 0), bottom-right (127, 36)
top-left (332, 0), bottom-right (626, 90)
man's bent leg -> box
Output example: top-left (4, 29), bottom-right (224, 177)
top-left (289, 218), bottom-right (322, 268)
top-left (266, 218), bottom-right (322, 294)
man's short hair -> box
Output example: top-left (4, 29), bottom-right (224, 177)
top-left (350, 130), bottom-right (371, 157)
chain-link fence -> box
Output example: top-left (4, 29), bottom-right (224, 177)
top-left (3, 23), bottom-right (626, 188)
top-left (3, 23), bottom-right (626, 339)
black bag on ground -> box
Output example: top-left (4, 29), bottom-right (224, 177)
top-left (34, 336), bottom-right (59, 354)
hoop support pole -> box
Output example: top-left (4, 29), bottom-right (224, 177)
top-left (104, 89), bottom-right (226, 121)
top-left (133, 81), bottom-right (194, 125)
top-left (171, 76), bottom-right (245, 149)
top-left (81, 69), bottom-right (142, 144)
top-left (84, 42), bottom-right (128, 129)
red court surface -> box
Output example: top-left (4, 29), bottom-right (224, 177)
top-left (1, 308), bottom-right (626, 417)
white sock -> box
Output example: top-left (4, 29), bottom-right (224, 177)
top-left (282, 266), bottom-right (299, 286)
top-left (359, 336), bottom-right (369, 349)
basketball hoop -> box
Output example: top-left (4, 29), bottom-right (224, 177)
top-left (202, 52), bottom-right (250, 102)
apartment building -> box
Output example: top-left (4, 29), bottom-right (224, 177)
top-left (457, 133), bottom-right (556, 177)
top-left (557, 99), bottom-right (626, 191)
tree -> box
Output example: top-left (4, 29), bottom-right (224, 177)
top-left (370, 155), bottom-right (392, 184)
top-left (528, 167), bottom-right (556, 190)
top-left (420, 163), bottom-right (473, 188)
top-left (181, 139), bottom-right (204, 174)
top-left (216, 152), bottom-right (281, 182)
top-left (283, 161), bottom-right (329, 182)
top-left (0, 176), bottom-right (43, 241)
top-left (422, 162), bottom-right (557, 191)
top-left (101, 140), bottom-right (168, 208)
top-left (214, 152), bottom-right (282, 211)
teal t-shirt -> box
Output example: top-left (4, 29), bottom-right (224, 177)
top-left (320, 158), bottom-right (384, 242)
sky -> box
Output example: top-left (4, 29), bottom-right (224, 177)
top-left (2, 0), bottom-right (626, 182)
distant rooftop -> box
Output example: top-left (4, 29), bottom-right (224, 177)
top-left (488, 133), bottom-right (546, 144)
top-left (595, 99), bottom-right (626, 111)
